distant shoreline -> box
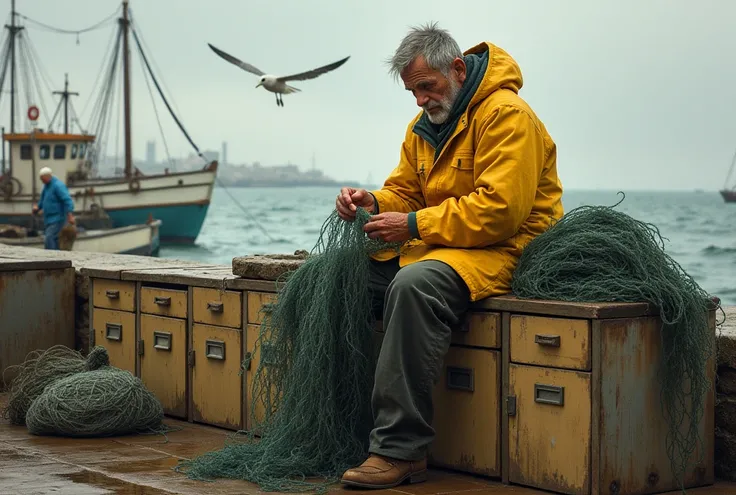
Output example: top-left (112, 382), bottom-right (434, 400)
top-left (216, 181), bottom-right (377, 189)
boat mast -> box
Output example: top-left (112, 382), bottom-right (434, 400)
top-left (8, 0), bottom-right (21, 134)
top-left (5, 0), bottom-right (23, 174)
top-left (52, 74), bottom-right (78, 134)
top-left (121, 0), bottom-right (132, 179)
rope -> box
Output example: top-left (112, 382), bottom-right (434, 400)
top-left (17, 9), bottom-right (118, 36)
top-left (129, 23), bottom-right (203, 161)
top-left (135, 40), bottom-right (176, 170)
top-left (214, 176), bottom-right (277, 243)
top-left (175, 207), bottom-right (401, 492)
top-left (510, 192), bottom-right (720, 492)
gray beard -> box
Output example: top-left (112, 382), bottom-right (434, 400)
top-left (423, 78), bottom-right (462, 125)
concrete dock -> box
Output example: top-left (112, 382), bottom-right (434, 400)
top-left (1, 392), bottom-right (735, 495)
top-left (2, 244), bottom-right (736, 495)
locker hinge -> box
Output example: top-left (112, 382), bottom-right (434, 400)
top-left (507, 396), bottom-right (517, 416)
top-left (188, 350), bottom-right (195, 367)
top-left (137, 340), bottom-right (144, 356)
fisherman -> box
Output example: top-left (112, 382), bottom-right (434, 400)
top-left (31, 166), bottom-right (76, 250)
top-left (336, 23), bottom-right (564, 489)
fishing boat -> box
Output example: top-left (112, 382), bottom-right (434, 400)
top-left (719, 149), bottom-right (736, 203)
top-left (0, 219), bottom-right (161, 255)
top-left (0, 0), bottom-right (218, 244)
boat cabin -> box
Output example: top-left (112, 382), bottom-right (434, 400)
top-left (2, 130), bottom-right (96, 198)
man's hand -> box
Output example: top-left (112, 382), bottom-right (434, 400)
top-left (363, 212), bottom-right (411, 243)
top-left (31, 204), bottom-right (39, 214)
top-left (67, 212), bottom-right (76, 225)
top-left (336, 187), bottom-right (376, 221)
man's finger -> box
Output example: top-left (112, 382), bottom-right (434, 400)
top-left (363, 220), bottom-right (382, 233)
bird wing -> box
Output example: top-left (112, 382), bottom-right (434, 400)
top-left (276, 56), bottom-right (350, 82)
top-left (208, 43), bottom-right (265, 77)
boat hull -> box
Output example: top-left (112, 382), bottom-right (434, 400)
top-left (107, 202), bottom-right (209, 244)
top-left (720, 189), bottom-right (736, 203)
top-left (0, 221), bottom-right (161, 256)
top-left (0, 166), bottom-right (216, 244)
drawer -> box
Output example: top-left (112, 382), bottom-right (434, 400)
top-left (192, 287), bottom-right (242, 329)
top-left (140, 314), bottom-right (187, 419)
top-left (428, 346), bottom-right (500, 477)
top-left (247, 291), bottom-right (277, 324)
top-left (452, 311), bottom-right (500, 349)
top-left (191, 323), bottom-right (242, 430)
top-left (93, 279), bottom-right (136, 312)
top-left (508, 363), bottom-right (592, 495)
top-left (140, 287), bottom-right (188, 319)
top-left (510, 315), bottom-right (591, 371)
top-left (92, 308), bottom-right (136, 375)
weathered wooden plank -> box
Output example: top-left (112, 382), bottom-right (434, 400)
top-left (473, 294), bottom-right (656, 319)
top-left (120, 266), bottom-right (232, 286)
top-left (598, 315), bottom-right (715, 493)
top-left (0, 257), bottom-right (72, 271)
top-left (0, 243), bottom-right (210, 279)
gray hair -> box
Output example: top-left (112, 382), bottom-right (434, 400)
top-left (387, 22), bottom-right (463, 81)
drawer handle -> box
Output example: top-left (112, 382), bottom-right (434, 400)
top-left (105, 323), bottom-right (122, 341)
top-left (534, 383), bottom-right (564, 406)
top-left (153, 331), bottom-right (172, 351)
top-left (207, 301), bottom-right (224, 313)
top-left (534, 334), bottom-right (561, 347)
top-left (154, 296), bottom-right (171, 307)
top-left (105, 289), bottom-right (120, 299)
top-left (205, 339), bottom-right (225, 360)
top-left (446, 366), bottom-right (474, 392)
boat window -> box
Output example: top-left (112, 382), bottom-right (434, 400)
top-left (71, 144), bottom-right (78, 159)
top-left (79, 143), bottom-right (87, 158)
top-left (53, 144), bottom-right (66, 159)
top-left (39, 145), bottom-right (50, 160)
top-left (20, 144), bottom-right (31, 160)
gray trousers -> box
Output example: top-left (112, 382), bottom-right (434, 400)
top-left (367, 258), bottom-right (470, 461)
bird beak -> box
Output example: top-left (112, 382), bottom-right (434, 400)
top-left (255, 82), bottom-right (263, 88)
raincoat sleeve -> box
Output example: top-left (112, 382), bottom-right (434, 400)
top-left (370, 122), bottom-right (426, 214)
top-left (415, 104), bottom-right (547, 248)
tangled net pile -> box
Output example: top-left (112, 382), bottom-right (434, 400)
top-left (2, 345), bottom-right (109, 425)
top-left (511, 193), bottom-right (718, 489)
top-left (26, 367), bottom-right (165, 437)
top-left (2, 345), bottom-right (167, 438)
top-left (176, 208), bottom-right (400, 492)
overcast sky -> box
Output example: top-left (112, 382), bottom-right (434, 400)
top-left (3, 0), bottom-right (736, 191)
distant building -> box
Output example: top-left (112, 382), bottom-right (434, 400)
top-left (222, 142), bottom-right (228, 166)
top-left (145, 140), bottom-right (156, 165)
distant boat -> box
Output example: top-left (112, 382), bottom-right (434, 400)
top-left (0, 0), bottom-right (218, 244)
top-left (720, 148), bottom-right (736, 203)
top-left (0, 218), bottom-right (161, 256)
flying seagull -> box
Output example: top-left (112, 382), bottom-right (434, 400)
top-left (208, 43), bottom-right (350, 107)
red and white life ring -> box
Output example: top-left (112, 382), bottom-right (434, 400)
top-left (27, 105), bottom-right (39, 122)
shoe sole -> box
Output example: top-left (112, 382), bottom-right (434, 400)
top-left (341, 470), bottom-right (428, 489)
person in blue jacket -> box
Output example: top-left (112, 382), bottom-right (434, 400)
top-left (32, 167), bottom-right (76, 250)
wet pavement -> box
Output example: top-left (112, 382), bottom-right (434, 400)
top-left (1, 394), bottom-right (735, 495)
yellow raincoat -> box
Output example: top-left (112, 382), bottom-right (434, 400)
top-left (371, 42), bottom-right (564, 302)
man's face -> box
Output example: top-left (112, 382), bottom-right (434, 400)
top-left (40, 174), bottom-right (51, 184)
top-left (401, 55), bottom-right (466, 124)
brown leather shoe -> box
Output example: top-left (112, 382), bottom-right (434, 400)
top-left (341, 454), bottom-right (427, 489)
